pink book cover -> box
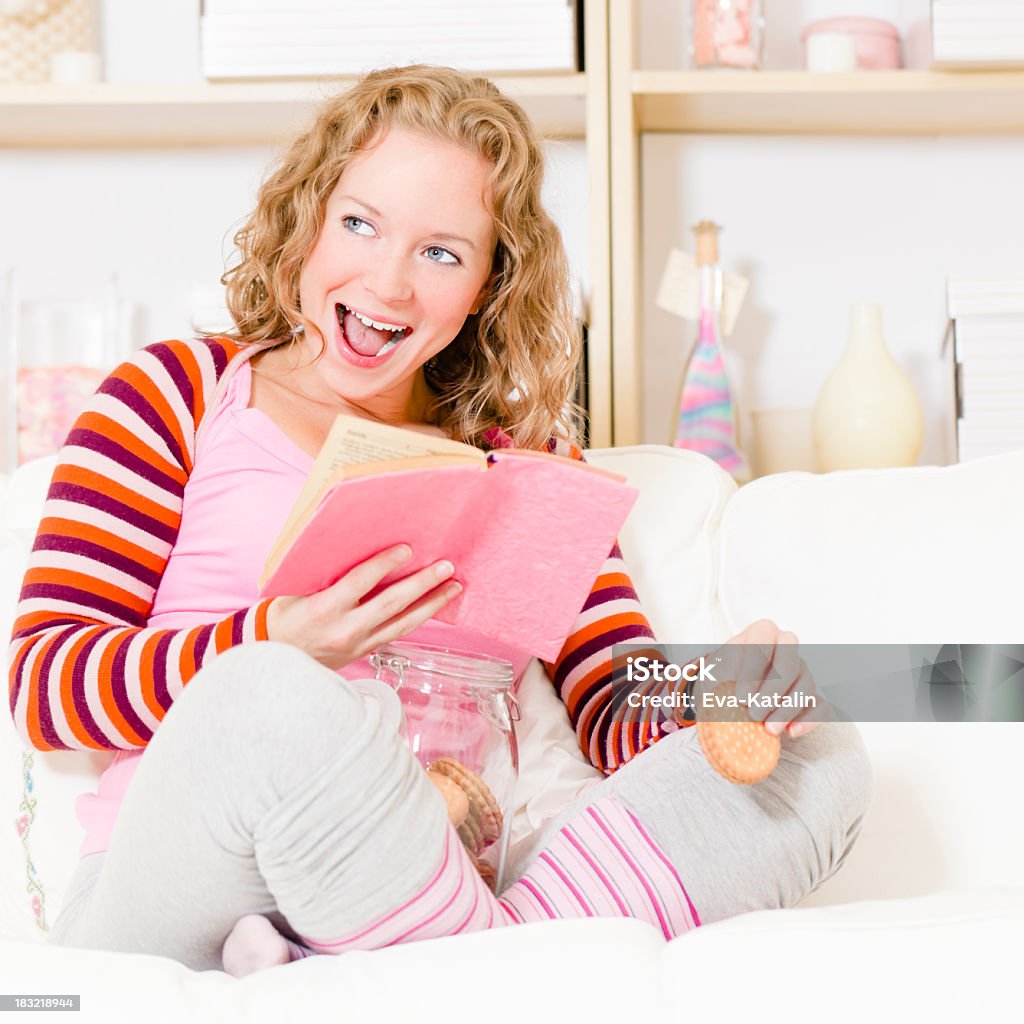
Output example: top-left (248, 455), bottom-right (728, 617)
top-left (258, 451), bottom-right (638, 661)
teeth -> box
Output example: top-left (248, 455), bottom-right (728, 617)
top-left (350, 307), bottom-right (406, 333)
top-left (337, 303), bottom-right (408, 357)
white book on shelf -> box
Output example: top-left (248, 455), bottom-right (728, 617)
top-left (950, 358), bottom-right (1024, 378)
top-left (959, 374), bottom-right (1024, 397)
top-left (202, 38), bottom-right (574, 55)
top-left (958, 415), bottom-right (1024, 435)
top-left (960, 392), bottom-right (1024, 415)
top-left (957, 441), bottom-right (1024, 462)
top-left (203, 0), bottom-right (573, 10)
top-left (953, 324), bottom-right (1024, 364)
top-left (933, 43), bottom-right (1024, 57)
top-left (201, 13), bottom-right (574, 33)
top-left (202, 40), bottom-right (575, 56)
top-left (947, 277), bottom-right (1024, 318)
top-left (932, 49), bottom-right (1024, 66)
top-left (203, 53), bottom-right (576, 75)
top-left (202, 27), bottom-right (572, 43)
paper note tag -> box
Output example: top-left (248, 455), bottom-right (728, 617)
top-left (656, 249), bottom-right (749, 337)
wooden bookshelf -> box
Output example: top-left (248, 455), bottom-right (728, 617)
top-left (633, 70), bottom-right (1024, 135)
top-left (0, 75), bottom-right (587, 148)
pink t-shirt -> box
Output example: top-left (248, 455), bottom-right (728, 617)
top-left (75, 356), bottom-right (531, 856)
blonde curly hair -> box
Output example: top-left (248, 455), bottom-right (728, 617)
top-left (219, 64), bottom-right (584, 451)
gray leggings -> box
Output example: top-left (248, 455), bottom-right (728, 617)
top-left (49, 642), bottom-right (872, 971)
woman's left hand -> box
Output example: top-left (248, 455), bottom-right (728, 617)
top-left (713, 619), bottom-right (822, 739)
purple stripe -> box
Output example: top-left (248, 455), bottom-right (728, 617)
top-left (624, 807), bottom-right (701, 927)
top-left (71, 630), bottom-right (115, 748)
top-left (538, 851), bottom-right (593, 915)
top-left (12, 616), bottom-right (96, 640)
top-left (34, 627), bottom-right (80, 750)
top-left (45, 481), bottom-right (178, 546)
top-left (582, 584), bottom-right (639, 612)
top-left (8, 634), bottom-right (44, 718)
top-left (63, 427), bottom-right (183, 494)
top-left (33, 534), bottom-right (162, 591)
top-left (149, 341), bottom-right (198, 415)
top-left (561, 825), bottom-right (629, 915)
top-left (190, 624), bottom-right (215, 672)
top-left (230, 610), bottom-right (245, 647)
top-left (553, 622), bottom-right (657, 695)
top-left (110, 638), bottom-right (153, 744)
top-left (20, 584), bottom-right (146, 627)
top-left (153, 632), bottom-right (173, 711)
top-left (587, 806), bottom-right (671, 939)
top-left (99, 376), bottom-right (184, 468)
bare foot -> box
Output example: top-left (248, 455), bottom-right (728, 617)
top-left (222, 915), bottom-right (293, 978)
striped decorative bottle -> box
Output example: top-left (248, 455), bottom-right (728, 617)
top-left (673, 221), bottom-right (748, 481)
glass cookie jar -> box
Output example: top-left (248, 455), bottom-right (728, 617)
top-left (371, 641), bottom-right (520, 894)
top-left (691, 0), bottom-right (765, 70)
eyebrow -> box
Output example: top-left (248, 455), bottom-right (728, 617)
top-left (337, 194), bottom-right (479, 252)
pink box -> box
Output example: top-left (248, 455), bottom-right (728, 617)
top-left (801, 17), bottom-right (903, 70)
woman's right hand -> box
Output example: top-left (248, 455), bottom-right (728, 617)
top-left (265, 544), bottom-right (461, 670)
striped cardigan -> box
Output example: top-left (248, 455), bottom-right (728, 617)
top-left (7, 338), bottom-right (684, 773)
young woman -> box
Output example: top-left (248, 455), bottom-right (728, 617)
top-left (8, 66), bottom-right (871, 975)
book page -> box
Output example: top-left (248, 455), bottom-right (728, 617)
top-left (323, 414), bottom-right (478, 469)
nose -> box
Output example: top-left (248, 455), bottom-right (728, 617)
top-left (363, 246), bottom-right (413, 306)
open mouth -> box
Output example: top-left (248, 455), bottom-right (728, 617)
top-left (336, 303), bottom-right (412, 360)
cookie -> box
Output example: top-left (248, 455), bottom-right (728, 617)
top-left (426, 769), bottom-right (470, 828)
top-left (697, 682), bottom-right (781, 785)
top-left (474, 856), bottom-right (497, 893)
top-left (428, 757), bottom-right (503, 856)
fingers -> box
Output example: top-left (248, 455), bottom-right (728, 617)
top-left (333, 543), bottom-right (416, 602)
top-left (365, 578), bottom-right (463, 651)
top-left (727, 620), bottom-right (824, 738)
top-left (357, 556), bottom-right (456, 622)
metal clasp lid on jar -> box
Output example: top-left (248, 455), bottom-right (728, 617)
top-left (369, 641), bottom-right (519, 725)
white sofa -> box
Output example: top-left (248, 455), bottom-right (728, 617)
top-left (2, 446), bottom-right (1023, 1023)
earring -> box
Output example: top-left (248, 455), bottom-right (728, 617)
top-left (289, 323), bottom-right (305, 337)
top-left (425, 357), bottom-right (438, 372)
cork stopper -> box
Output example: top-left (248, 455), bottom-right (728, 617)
top-left (693, 220), bottom-right (720, 267)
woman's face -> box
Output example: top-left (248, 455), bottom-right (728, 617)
top-left (297, 127), bottom-right (496, 421)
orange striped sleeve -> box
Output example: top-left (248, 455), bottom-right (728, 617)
top-left (7, 338), bottom-right (276, 752)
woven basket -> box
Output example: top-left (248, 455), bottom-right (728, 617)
top-left (0, 0), bottom-right (98, 84)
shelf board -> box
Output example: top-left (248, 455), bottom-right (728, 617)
top-left (633, 70), bottom-right (1024, 134)
top-left (0, 74), bottom-right (587, 147)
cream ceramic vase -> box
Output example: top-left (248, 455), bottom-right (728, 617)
top-left (813, 303), bottom-right (924, 471)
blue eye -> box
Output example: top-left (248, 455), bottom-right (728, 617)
top-left (343, 216), bottom-right (374, 236)
top-left (425, 245), bottom-right (459, 266)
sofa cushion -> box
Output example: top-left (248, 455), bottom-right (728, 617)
top-left (717, 451), bottom-right (1024, 643)
top-left (2, 888), bottom-right (1020, 1021)
top-left (585, 445), bottom-right (735, 641)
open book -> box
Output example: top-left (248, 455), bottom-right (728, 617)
top-left (259, 415), bottom-right (638, 660)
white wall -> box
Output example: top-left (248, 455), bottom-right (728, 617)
top-left (638, 0), bottom-right (1024, 466)
top-left (4, 1), bottom-right (1023, 467)
top-left (0, 0), bottom-right (588, 354)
